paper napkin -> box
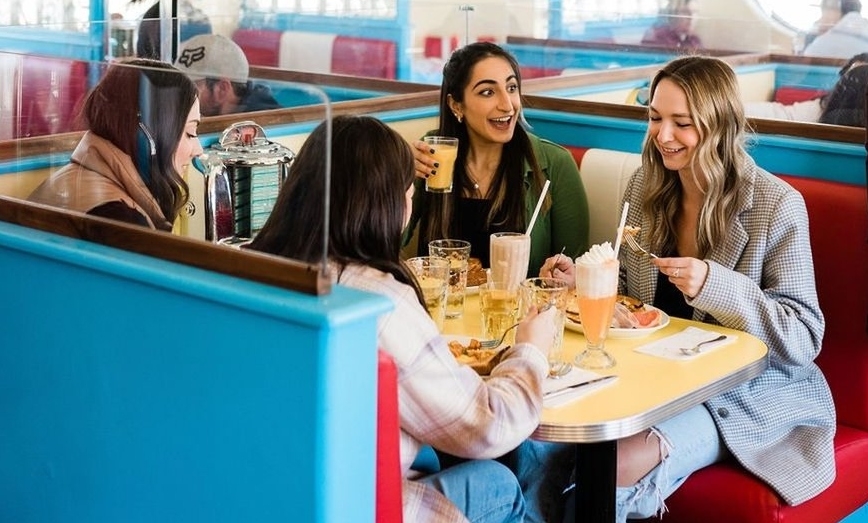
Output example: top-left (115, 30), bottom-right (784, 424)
top-left (634, 326), bottom-right (737, 361)
top-left (542, 367), bottom-right (618, 409)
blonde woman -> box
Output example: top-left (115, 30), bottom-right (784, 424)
top-left (536, 56), bottom-right (834, 522)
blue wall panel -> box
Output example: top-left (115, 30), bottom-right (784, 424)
top-left (0, 222), bottom-right (391, 522)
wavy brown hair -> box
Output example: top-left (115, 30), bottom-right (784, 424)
top-left (640, 56), bottom-right (747, 257)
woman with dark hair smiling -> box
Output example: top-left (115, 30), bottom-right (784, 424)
top-left (251, 114), bottom-right (561, 522)
top-left (407, 42), bottom-right (589, 274)
top-left (29, 58), bottom-right (202, 230)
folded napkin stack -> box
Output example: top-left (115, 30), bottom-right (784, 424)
top-left (542, 368), bottom-right (618, 408)
top-left (634, 326), bottom-right (736, 361)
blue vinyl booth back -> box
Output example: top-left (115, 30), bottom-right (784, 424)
top-left (0, 221), bottom-right (392, 523)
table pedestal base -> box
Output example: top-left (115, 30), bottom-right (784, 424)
top-left (574, 440), bottom-right (617, 522)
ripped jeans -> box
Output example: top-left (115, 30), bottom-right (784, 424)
top-left (509, 404), bottom-right (729, 523)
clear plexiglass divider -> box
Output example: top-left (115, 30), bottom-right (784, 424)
top-left (0, 43), bottom-right (334, 295)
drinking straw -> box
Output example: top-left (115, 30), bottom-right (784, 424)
top-left (613, 201), bottom-right (630, 257)
top-left (525, 179), bottom-right (551, 235)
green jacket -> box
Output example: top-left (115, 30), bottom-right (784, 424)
top-left (405, 133), bottom-right (589, 276)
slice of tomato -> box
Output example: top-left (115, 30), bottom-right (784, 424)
top-left (633, 308), bottom-right (661, 328)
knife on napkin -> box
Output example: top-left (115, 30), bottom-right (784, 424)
top-left (543, 375), bottom-right (617, 400)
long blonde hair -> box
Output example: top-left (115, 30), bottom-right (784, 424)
top-left (640, 56), bottom-right (747, 257)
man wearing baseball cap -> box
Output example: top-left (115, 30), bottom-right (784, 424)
top-left (175, 34), bottom-right (281, 116)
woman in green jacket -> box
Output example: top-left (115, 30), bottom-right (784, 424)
top-left (406, 42), bottom-right (589, 275)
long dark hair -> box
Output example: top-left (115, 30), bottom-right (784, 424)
top-left (82, 58), bottom-right (194, 222)
top-left (249, 115), bottom-right (424, 304)
top-left (819, 64), bottom-right (868, 127)
top-left (424, 41), bottom-right (546, 243)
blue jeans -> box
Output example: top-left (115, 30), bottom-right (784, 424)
top-left (417, 458), bottom-right (525, 523)
top-left (510, 404), bottom-right (728, 523)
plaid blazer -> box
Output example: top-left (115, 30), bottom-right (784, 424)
top-left (620, 157), bottom-right (835, 505)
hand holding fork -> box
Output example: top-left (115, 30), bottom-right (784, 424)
top-left (623, 233), bottom-right (657, 258)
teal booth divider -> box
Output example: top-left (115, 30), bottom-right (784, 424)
top-left (0, 221), bottom-right (392, 522)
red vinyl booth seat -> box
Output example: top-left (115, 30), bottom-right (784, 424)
top-left (377, 350), bottom-right (403, 522)
top-left (15, 55), bottom-right (89, 138)
top-left (232, 29), bottom-right (282, 67)
top-left (773, 86), bottom-right (828, 105)
top-left (566, 147), bottom-right (868, 522)
top-left (331, 36), bottom-right (396, 80)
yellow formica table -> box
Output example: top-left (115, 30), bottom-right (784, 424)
top-left (444, 293), bottom-right (769, 523)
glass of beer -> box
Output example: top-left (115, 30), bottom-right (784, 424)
top-left (428, 239), bottom-right (472, 319)
top-left (423, 136), bottom-right (459, 193)
top-left (574, 259), bottom-right (619, 369)
top-left (479, 280), bottom-right (519, 346)
top-left (406, 256), bottom-right (449, 329)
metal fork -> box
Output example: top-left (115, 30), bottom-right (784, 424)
top-left (678, 334), bottom-right (728, 356)
top-left (479, 302), bottom-right (555, 349)
top-left (624, 233), bottom-right (658, 258)
top-left (480, 322), bottom-right (521, 349)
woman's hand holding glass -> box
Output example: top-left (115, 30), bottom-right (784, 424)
top-left (514, 305), bottom-right (561, 361)
top-left (412, 139), bottom-right (439, 180)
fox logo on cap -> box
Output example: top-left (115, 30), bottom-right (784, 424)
top-left (177, 46), bottom-right (206, 68)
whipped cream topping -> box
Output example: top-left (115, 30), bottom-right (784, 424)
top-left (575, 241), bottom-right (617, 266)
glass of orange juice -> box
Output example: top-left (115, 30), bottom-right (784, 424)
top-left (423, 136), bottom-right (459, 193)
top-left (574, 246), bottom-right (619, 369)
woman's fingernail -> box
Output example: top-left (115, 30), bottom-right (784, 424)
top-left (433, 162), bottom-right (440, 168)
top-left (424, 173), bottom-right (430, 179)
top-left (431, 170), bottom-right (437, 176)
top-left (429, 148), bottom-right (436, 154)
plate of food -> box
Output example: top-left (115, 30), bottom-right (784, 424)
top-left (464, 257), bottom-right (487, 295)
top-left (444, 335), bottom-right (506, 375)
top-left (564, 295), bottom-right (670, 339)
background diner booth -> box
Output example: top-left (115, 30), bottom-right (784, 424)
top-left (2, 0), bottom-right (868, 522)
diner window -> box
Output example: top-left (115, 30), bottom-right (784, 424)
top-left (3, 0), bottom-right (91, 28)
top-left (755, 0), bottom-right (864, 32)
top-left (243, 0), bottom-right (396, 18)
top-left (560, 0), bottom-right (661, 25)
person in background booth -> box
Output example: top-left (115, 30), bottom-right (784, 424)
top-left (530, 56), bottom-right (835, 522)
top-left (817, 63), bottom-right (868, 126)
top-left (249, 114), bottom-right (561, 522)
top-left (804, 0), bottom-right (868, 58)
top-left (174, 34), bottom-right (281, 116)
top-left (28, 59), bottom-right (202, 231)
top-left (745, 52), bottom-right (868, 126)
top-left (406, 42), bottom-right (589, 275)
top-left (804, 0), bottom-right (847, 47)
top-left (641, 0), bottom-right (703, 49)
top-left (134, 0), bottom-right (212, 60)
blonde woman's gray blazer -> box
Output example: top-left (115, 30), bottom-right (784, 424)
top-left (619, 157), bottom-right (835, 505)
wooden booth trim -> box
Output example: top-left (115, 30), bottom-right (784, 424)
top-left (523, 95), bottom-right (866, 144)
top-left (0, 196), bottom-right (331, 296)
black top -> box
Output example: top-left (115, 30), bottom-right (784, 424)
top-left (652, 264), bottom-right (694, 320)
top-left (416, 196), bottom-right (505, 267)
top-left (239, 84), bottom-right (282, 113)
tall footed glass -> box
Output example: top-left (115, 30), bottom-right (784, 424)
top-left (574, 259), bottom-right (619, 369)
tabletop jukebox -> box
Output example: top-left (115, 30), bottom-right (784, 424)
top-left (202, 121), bottom-right (295, 242)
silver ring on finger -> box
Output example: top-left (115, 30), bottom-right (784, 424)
top-left (674, 268), bottom-right (680, 278)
